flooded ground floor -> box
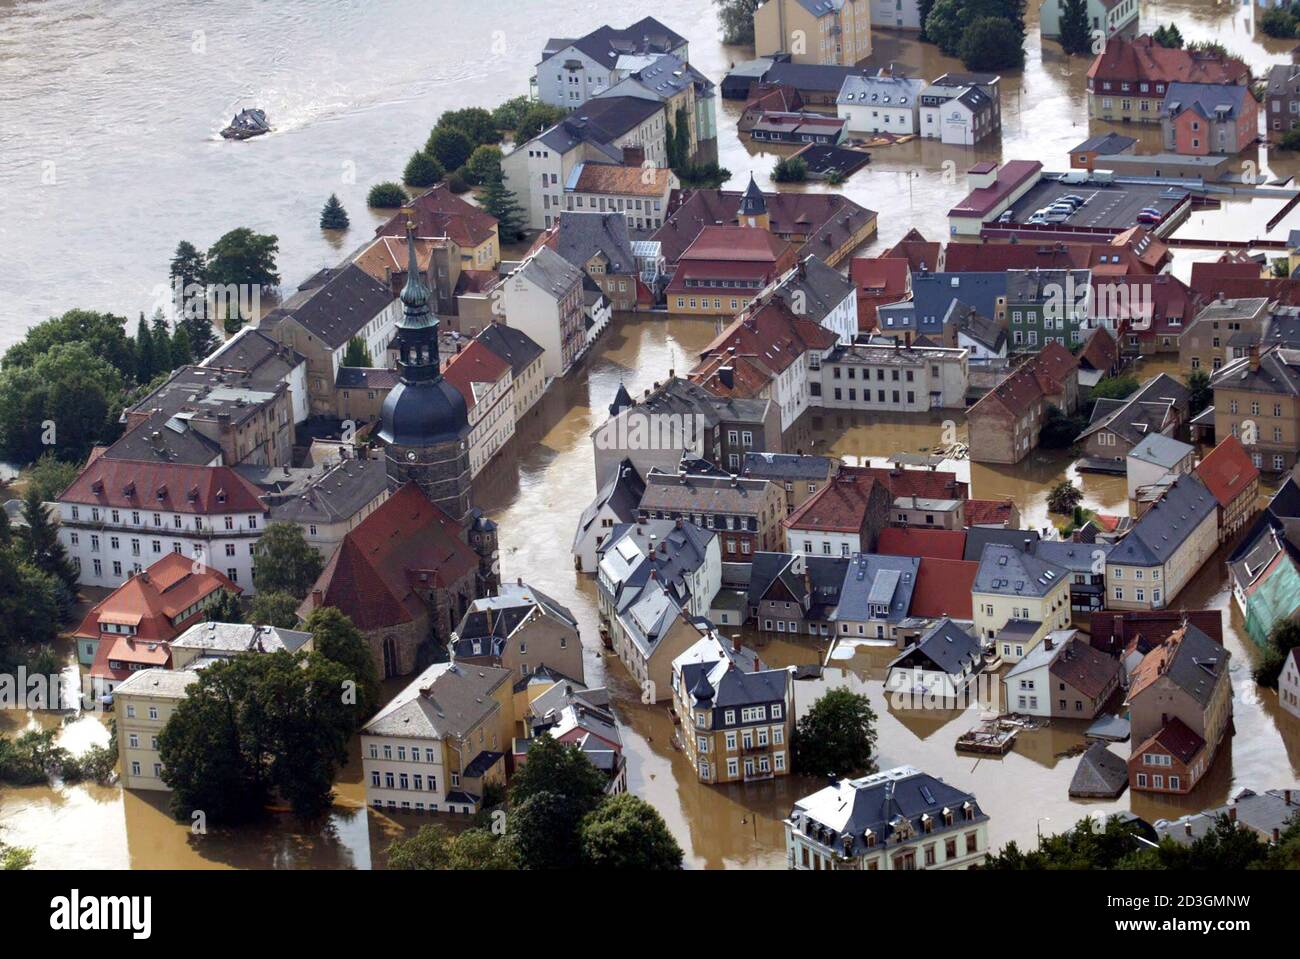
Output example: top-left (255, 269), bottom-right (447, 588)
top-left (3, 314), bottom-right (1299, 869)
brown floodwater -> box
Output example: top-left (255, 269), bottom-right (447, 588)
top-left (4, 1), bottom-right (1300, 868)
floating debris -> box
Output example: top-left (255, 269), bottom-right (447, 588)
top-left (222, 107), bottom-right (270, 140)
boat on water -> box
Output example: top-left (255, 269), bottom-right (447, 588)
top-left (221, 107), bottom-right (270, 140)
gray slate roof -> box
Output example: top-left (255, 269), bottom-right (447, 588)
top-left (551, 211), bottom-right (637, 275)
top-left (170, 621), bottom-right (312, 655)
top-left (1155, 787), bottom-right (1300, 846)
top-left (771, 255), bottom-right (854, 326)
top-left (1108, 474), bottom-right (1217, 568)
top-left (273, 264), bottom-right (395, 349)
top-left (974, 543), bottom-right (1067, 598)
top-left (887, 618), bottom-right (982, 677)
top-left (475, 322), bottom-right (545, 378)
top-left (363, 661), bottom-right (512, 739)
top-left (790, 765), bottom-right (986, 852)
top-left (742, 451), bottom-right (834, 481)
top-left (241, 456), bottom-right (388, 526)
top-left (1069, 742), bottom-right (1129, 798)
top-left (834, 553), bottom-right (919, 623)
top-left (1129, 432), bottom-right (1194, 469)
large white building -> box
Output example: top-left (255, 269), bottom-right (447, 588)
top-left (785, 766), bottom-right (990, 869)
top-left (837, 72), bottom-right (925, 136)
top-left (360, 661), bottom-right (514, 815)
top-left (56, 460), bottom-right (268, 592)
top-left (500, 246), bottom-right (586, 380)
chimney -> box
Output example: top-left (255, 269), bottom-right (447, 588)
top-left (1023, 538), bottom-right (1032, 552)
top-left (1228, 805), bottom-right (1238, 823)
top-left (718, 366), bottom-right (735, 389)
top-left (311, 588), bottom-right (322, 607)
top-left (905, 331), bottom-right (912, 349)
top-left (732, 634), bottom-right (741, 654)
top-left (1249, 344), bottom-right (1261, 371)
top-left (1184, 821), bottom-right (1193, 837)
top-left (1044, 636), bottom-right (1054, 652)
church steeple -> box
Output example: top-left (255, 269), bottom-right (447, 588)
top-left (738, 174), bottom-right (769, 229)
top-left (394, 212), bottom-right (440, 382)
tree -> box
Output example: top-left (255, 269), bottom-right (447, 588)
top-left (1187, 369), bottom-right (1212, 416)
top-left (385, 824), bottom-right (516, 869)
top-left (170, 324), bottom-right (192, 366)
top-left (579, 794), bottom-right (683, 870)
top-left (513, 103), bottom-right (568, 144)
top-left (491, 96), bottom-right (534, 133)
top-left (206, 228), bottom-right (280, 291)
top-left (159, 651), bottom-right (355, 823)
top-left (714, 0), bottom-right (759, 44)
top-left (925, 0), bottom-right (1026, 58)
top-left (1152, 23), bottom-right (1185, 48)
top-left (435, 107), bottom-right (501, 146)
top-left (252, 522), bottom-right (324, 598)
top-left (773, 156), bottom-right (808, 183)
top-left (464, 145), bottom-right (503, 186)
top-left (1089, 374), bottom-right (1138, 403)
top-left (367, 181), bottom-right (408, 208)
top-left (342, 336), bottom-right (372, 367)
top-left (666, 106), bottom-right (692, 171)
top-left (20, 488), bottom-right (77, 591)
top-left (303, 606), bottom-right (379, 724)
top-left (982, 814), bottom-right (1152, 869)
top-left (506, 736), bottom-right (608, 869)
top-left (319, 194), bottom-right (350, 230)
top-left (507, 790), bottom-right (589, 869)
top-left (249, 590), bottom-right (302, 628)
top-left (479, 173), bottom-right (528, 242)
top-left (959, 16), bottom-right (1027, 71)
top-left (1254, 620), bottom-right (1300, 688)
top-left (793, 688), bottom-right (877, 777)
top-left (1058, 0), bottom-right (1092, 56)
top-left (1261, 8), bottom-right (1300, 39)
top-left (918, 0), bottom-right (937, 40)
top-left (0, 842), bottom-right (33, 871)
top-left (425, 127), bottom-right (474, 174)
top-left (508, 735), bottom-right (608, 811)
top-left (25, 453), bottom-right (80, 501)
top-left (150, 310), bottom-right (175, 373)
top-left (403, 150), bottom-right (445, 188)
top-left (204, 590), bottom-right (243, 624)
top-left (169, 241), bottom-right (208, 297)
top-left (2, 309), bottom-right (135, 382)
top-left (1047, 480), bottom-right (1083, 515)
top-left (0, 341), bottom-right (124, 464)
top-left (134, 313), bottom-right (156, 383)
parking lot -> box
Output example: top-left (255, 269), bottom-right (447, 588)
top-left (1002, 179), bottom-right (1191, 233)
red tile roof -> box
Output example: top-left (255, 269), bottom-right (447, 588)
top-left (441, 339), bottom-right (511, 410)
top-left (783, 472), bottom-right (884, 534)
top-left (1194, 435), bottom-right (1259, 509)
top-left (1087, 35), bottom-right (1250, 87)
top-left (680, 225), bottom-right (792, 262)
top-left (1078, 325), bottom-right (1119, 374)
top-left (965, 499), bottom-right (1016, 527)
top-left (909, 558), bottom-right (978, 619)
top-left (690, 299), bottom-right (838, 396)
top-left (948, 161), bottom-right (1042, 219)
top-left (877, 527), bottom-right (967, 561)
top-left (881, 229), bottom-right (941, 273)
top-left (375, 185), bottom-right (498, 249)
top-left (301, 483), bottom-right (477, 632)
top-left (1088, 609), bottom-right (1224, 656)
top-left (849, 465), bottom-right (969, 500)
top-left (61, 459), bottom-right (266, 515)
top-left (74, 552), bottom-right (241, 647)
top-left (1134, 716), bottom-right (1206, 766)
top-left (1049, 637), bottom-right (1120, 700)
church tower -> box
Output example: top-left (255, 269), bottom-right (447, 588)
top-left (378, 214), bottom-right (473, 524)
top-left (737, 174), bottom-right (770, 230)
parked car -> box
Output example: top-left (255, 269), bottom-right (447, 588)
top-left (1136, 211), bottom-right (1161, 224)
top-left (997, 210), bottom-right (1016, 224)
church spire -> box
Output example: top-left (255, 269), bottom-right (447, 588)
top-left (393, 211), bottom-right (440, 381)
top-left (399, 211), bottom-right (436, 328)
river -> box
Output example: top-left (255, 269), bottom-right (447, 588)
top-left (2, 0), bottom-right (1300, 868)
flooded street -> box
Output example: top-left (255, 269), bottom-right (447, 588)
top-left (3, 0), bottom-right (1300, 867)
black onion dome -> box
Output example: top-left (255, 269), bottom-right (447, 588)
top-left (378, 378), bottom-right (468, 447)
